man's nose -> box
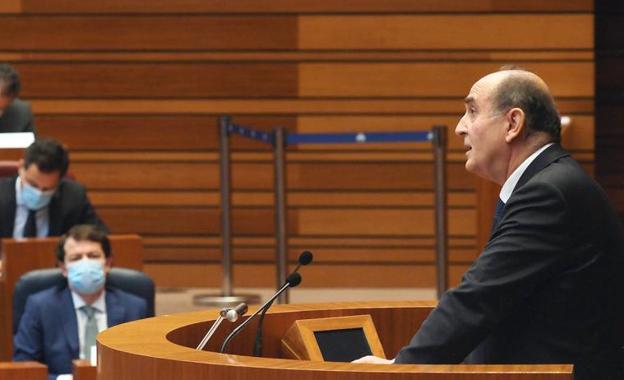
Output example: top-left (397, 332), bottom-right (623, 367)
top-left (455, 117), bottom-right (467, 136)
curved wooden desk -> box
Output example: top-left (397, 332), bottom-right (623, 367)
top-left (98, 301), bottom-right (573, 379)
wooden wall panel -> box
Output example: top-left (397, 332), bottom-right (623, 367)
top-left (99, 208), bottom-right (475, 237)
top-left (69, 161), bottom-right (474, 191)
top-left (299, 15), bottom-right (593, 50)
top-left (18, 0), bottom-right (593, 14)
top-left (299, 62), bottom-right (594, 98)
top-left (16, 63), bottom-right (298, 98)
top-left (0, 16), bottom-right (297, 51)
top-left (2, 2), bottom-right (594, 288)
top-left (37, 115), bottom-right (296, 150)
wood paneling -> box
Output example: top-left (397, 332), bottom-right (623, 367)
top-left (16, 63), bottom-right (297, 98)
top-left (28, 98), bottom-right (594, 115)
top-left (299, 15), bottom-right (593, 50)
top-left (18, 0), bottom-right (593, 13)
top-left (299, 62), bottom-right (594, 98)
top-left (99, 208), bottom-right (475, 236)
top-left (37, 115), bottom-right (296, 150)
top-left (69, 161), bottom-right (473, 190)
top-left (0, 16), bottom-right (296, 51)
top-left (143, 263), bottom-right (473, 288)
top-left (2, 2), bottom-right (594, 288)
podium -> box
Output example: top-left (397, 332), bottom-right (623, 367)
top-left (98, 301), bottom-right (573, 379)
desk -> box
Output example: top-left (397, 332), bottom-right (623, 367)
top-left (98, 301), bottom-right (573, 379)
top-left (0, 361), bottom-right (47, 380)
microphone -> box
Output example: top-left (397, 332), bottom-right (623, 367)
top-left (195, 303), bottom-right (248, 351)
top-left (224, 302), bottom-right (248, 322)
top-left (292, 250), bottom-right (313, 273)
top-left (219, 272), bottom-right (302, 354)
top-left (252, 251), bottom-right (313, 356)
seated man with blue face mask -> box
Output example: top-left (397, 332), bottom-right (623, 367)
top-left (0, 138), bottom-right (107, 239)
top-left (13, 224), bottom-right (148, 380)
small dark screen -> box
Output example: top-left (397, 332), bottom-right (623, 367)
top-left (313, 327), bottom-right (372, 362)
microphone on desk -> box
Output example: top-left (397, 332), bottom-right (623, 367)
top-left (219, 272), bottom-right (302, 354)
top-left (225, 302), bottom-right (248, 322)
top-left (196, 303), bottom-right (248, 351)
top-left (252, 251), bottom-right (313, 357)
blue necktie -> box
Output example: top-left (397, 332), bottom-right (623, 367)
top-left (491, 198), bottom-right (505, 233)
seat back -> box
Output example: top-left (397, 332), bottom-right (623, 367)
top-left (0, 160), bottom-right (18, 177)
top-left (13, 267), bottom-right (155, 334)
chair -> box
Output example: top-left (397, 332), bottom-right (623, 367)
top-left (0, 160), bottom-right (18, 177)
top-left (12, 268), bottom-right (155, 334)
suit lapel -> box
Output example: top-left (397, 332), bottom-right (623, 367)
top-left (106, 289), bottom-right (126, 327)
top-left (47, 189), bottom-right (61, 236)
top-left (514, 143), bottom-right (569, 191)
top-left (60, 288), bottom-right (80, 357)
top-left (1, 177), bottom-right (18, 237)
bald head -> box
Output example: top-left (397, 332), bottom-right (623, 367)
top-left (488, 69), bottom-right (561, 143)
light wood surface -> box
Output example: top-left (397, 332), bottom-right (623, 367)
top-left (98, 301), bottom-right (573, 379)
top-left (0, 235), bottom-right (144, 360)
top-left (1, 1), bottom-right (594, 288)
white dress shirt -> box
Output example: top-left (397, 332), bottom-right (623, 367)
top-left (12, 177), bottom-right (50, 238)
top-left (499, 143), bottom-right (554, 203)
top-left (56, 291), bottom-right (107, 380)
top-left (70, 290), bottom-right (108, 360)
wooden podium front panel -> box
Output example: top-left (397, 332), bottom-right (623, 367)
top-left (98, 302), bottom-right (573, 380)
top-left (0, 361), bottom-right (47, 380)
top-left (0, 235), bottom-right (144, 360)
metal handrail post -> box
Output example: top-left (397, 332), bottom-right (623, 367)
top-left (219, 116), bottom-right (234, 296)
top-left (432, 125), bottom-right (449, 299)
top-left (273, 127), bottom-right (289, 303)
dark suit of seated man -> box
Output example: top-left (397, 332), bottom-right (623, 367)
top-left (0, 63), bottom-right (36, 134)
top-left (0, 138), bottom-right (107, 239)
top-left (13, 225), bottom-right (148, 380)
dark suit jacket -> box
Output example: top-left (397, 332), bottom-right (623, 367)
top-left (0, 176), bottom-right (108, 238)
top-left (13, 285), bottom-right (148, 380)
top-left (394, 144), bottom-right (624, 379)
top-left (0, 98), bottom-right (36, 134)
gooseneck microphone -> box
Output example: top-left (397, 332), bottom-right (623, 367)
top-left (252, 251), bottom-right (314, 357)
top-left (196, 302), bottom-right (248, 351)
top-left (292, 250), bottom-right (313, 273)
top-left (219, 272), bottom-right (302, 354)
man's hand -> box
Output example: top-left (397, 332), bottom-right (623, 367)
top-left (351, 355), bottom-right (395, 364)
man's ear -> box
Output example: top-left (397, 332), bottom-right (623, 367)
top-left (104, 257), bottom-right (113, 273)
top-left (17, 159), bottom-right (25, 176)
top-left (504, 108), bottom-right (525, 143)
top-left (60, 262), bottom-right (68, 278)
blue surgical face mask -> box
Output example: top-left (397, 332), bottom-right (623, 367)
top-left (21, 180), bottom-right (54, 210)
top-left (67, 259), bottom-right (106, 295)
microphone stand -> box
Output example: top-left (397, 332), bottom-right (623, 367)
top-left (196, 314), bottom-right (225, 350)
top-left (252, 299), bottom-right (274, 357)
top-left (220, 279), bottom-right (295, 354)
top-left (252, 253), bottom-right (312, 356)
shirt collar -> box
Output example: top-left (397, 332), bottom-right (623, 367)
top-left (499, 143), bottom-right (553, 203)
top-left (15, 176), bottom-right (23, 206)
top-left (71, 288), bottom-right (107, 314)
